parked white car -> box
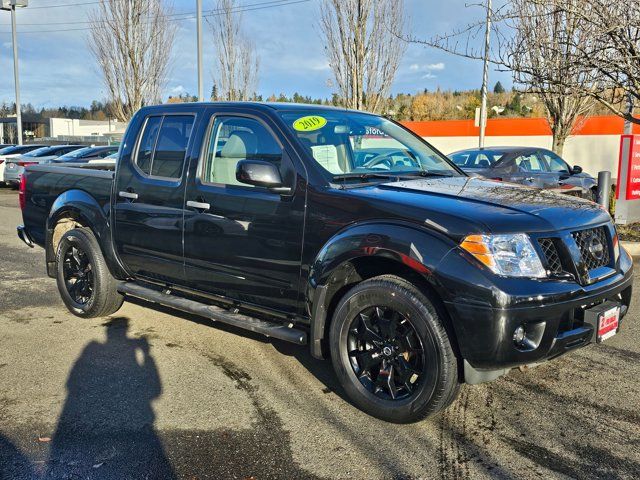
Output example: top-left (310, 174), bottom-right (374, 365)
top-left (0, 145), bottom-right (47, 186)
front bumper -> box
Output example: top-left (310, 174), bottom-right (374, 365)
top-left (438, 247), bottom-right (634, 379)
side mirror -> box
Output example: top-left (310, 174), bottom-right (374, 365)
top-left (236, 160), bottom-right (292, 194)
top-left (572, 165), bottom-right (583, 175)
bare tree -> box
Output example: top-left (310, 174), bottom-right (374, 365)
top-left (404, 0), bottom-right (596, 154)
top-left (536, 0), bottom-right (640, 124)
top-left (506, 0), bottom-right (596, 155)
top-left (320, 0), bottom-right (406, 114)
top-left (209, 0), bottom-right (259, 101)
top-left (87, 0), bottom-right (176, 122)
top-left (407, 0), bottom-right (640, 127)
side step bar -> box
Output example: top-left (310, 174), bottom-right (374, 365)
top-left (117, 282), bottom-right (307, 345)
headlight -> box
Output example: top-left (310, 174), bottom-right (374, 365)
top-left (460, 233), bottom-right (547, 278)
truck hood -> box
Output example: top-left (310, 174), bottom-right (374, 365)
top-left (348, 176), bottom-right (610, 238)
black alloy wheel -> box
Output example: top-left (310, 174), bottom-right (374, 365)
top-left (56, 227), bottom-right (124, 318)
top-left (63, 245), bottom-right (94, 305)
top-left (347, 306), bottom-right (426, 401)
top-left (330, 275), bottom-right (459, 423)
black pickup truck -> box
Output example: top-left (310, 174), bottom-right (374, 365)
top-left (17, 102), bottom-right (634, 423)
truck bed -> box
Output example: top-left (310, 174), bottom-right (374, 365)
top-left (22, 164), bottom-right (114, 247)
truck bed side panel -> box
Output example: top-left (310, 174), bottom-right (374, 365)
top-left (23, 166), bottom-right (114, 248)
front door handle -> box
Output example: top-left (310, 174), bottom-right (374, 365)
top-left (118, 191), bottom-right (138, 200)
top-left (186, 200), bottom-right (211, 211)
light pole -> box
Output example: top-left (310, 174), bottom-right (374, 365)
top-left (1, 0), bottom-right (27, 145)
top-left (196, 0), bottom-right (204, 101)
top-left (479, 0), bottom-right (492, 149)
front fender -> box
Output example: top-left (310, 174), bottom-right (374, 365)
top-left (307, 221), bottom-right (456, 358)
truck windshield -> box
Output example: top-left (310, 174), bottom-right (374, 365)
top-left (279, 110), bottom-right (461, 180)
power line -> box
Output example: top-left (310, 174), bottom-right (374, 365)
top-left (22, 0), bottom-right (111, 9)
top-left (3, 0), bottom-right (297, 24)
top-left (0, 0), bottom-right (310, 32)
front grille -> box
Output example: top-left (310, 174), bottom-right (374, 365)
top-left (538, 238), bottom-right (563, 274)
top-left (571, 227), bottom-right (610, 271)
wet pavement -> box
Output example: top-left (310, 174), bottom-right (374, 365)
top-left (0, 188), bottom-right (639, 479)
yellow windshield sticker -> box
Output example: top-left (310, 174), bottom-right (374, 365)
top-left (293, 115), bottom-right (327, 132)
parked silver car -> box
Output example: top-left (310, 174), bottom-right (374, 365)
top-left (449, 147), bottom-right (598, 200)
top-left (0, 145), bottom-right (47, 186)
top-left (3, 145), bottom-right (83, 186)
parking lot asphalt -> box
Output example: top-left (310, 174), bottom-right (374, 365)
top-left (0, 187), bottom-right (639, 480)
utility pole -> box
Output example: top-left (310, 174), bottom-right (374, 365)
top-left (2, 0), bottom-right (28, 145)
top-left (196, 0), bottom-right (204, 101)
top-left (479, 0), bottom-right (492, 149)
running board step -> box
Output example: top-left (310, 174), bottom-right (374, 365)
top-left (117, 282), bottom-right (307, 345)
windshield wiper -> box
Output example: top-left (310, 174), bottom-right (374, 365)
top-left (333, 170), bottom-right (456, 188)
top-left (333, 172), bottom-right (405, 181)
top-left (398, 171), bottom-right (454, 178)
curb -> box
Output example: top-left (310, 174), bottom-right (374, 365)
top-left (621, 241), bottom-right (640, 258)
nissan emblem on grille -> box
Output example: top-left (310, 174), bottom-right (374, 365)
top-left (572, 227), bottom-right (611, 272)
top-left (588, 234), bottom-right (605, 261)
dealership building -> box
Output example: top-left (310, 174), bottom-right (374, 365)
top-left (0, 116), bottom-right (127, 145)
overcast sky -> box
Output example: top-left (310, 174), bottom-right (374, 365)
top-left (0, 0), bottom-right (512, 109)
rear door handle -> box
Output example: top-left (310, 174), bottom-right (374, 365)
top-left (186, 200), bottom-right (211, 211)
top-left (118, 191), bottom-right (138, 200)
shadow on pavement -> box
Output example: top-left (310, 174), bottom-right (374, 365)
top-left (0, 434), bottom-right (36, 480)
top-left (126, 296), bottom-right (350, 403)
top-left (43, 316), bottom-right (176, 479)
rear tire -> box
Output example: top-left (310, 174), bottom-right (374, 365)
top-left (329, 275), bottom-right (459, 423)
top-left (55, 227), bottom-right (124, 318)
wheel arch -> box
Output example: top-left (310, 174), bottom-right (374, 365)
top-left (307, 222), bottom-right (459, 360)
top-left (45, 190), bottom-right (125, 279)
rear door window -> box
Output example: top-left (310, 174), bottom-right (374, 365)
top-left (135, 115), bottom-right (194, 179)
top-left (151, 115), bottom-right (194, 178)
top-left (135, 116), bottom-right (163, 175)
top-left (515, 153), bottom-right (546, 172)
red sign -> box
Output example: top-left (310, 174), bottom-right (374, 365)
top-left (617, 135), bottom-right (640, 200)
top-left (598, 306), bottom-right (620, 342)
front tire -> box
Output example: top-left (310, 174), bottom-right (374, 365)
top-left (329, 275), bottom-right (459, 423)
top-left (55, 227), bottom-right (124, 318)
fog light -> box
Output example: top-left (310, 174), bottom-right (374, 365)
top-left (513, 325), bottom-right (526, 345)
top-left (512, 322), bottom-right (546, 351)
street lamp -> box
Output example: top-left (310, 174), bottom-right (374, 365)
top-left (1, 0), bottom-right (28, 145)
top-left (196, 0), bottom-right (203, 101)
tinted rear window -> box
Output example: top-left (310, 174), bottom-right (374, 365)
top-left (135, 117), bottom-right (163, 174)
top-left (450, 150), bottom-right (505, 168)
top-left (135, 115), bottom-right (194, 179)
top-left (151, 116), bottom-right (194, 178)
